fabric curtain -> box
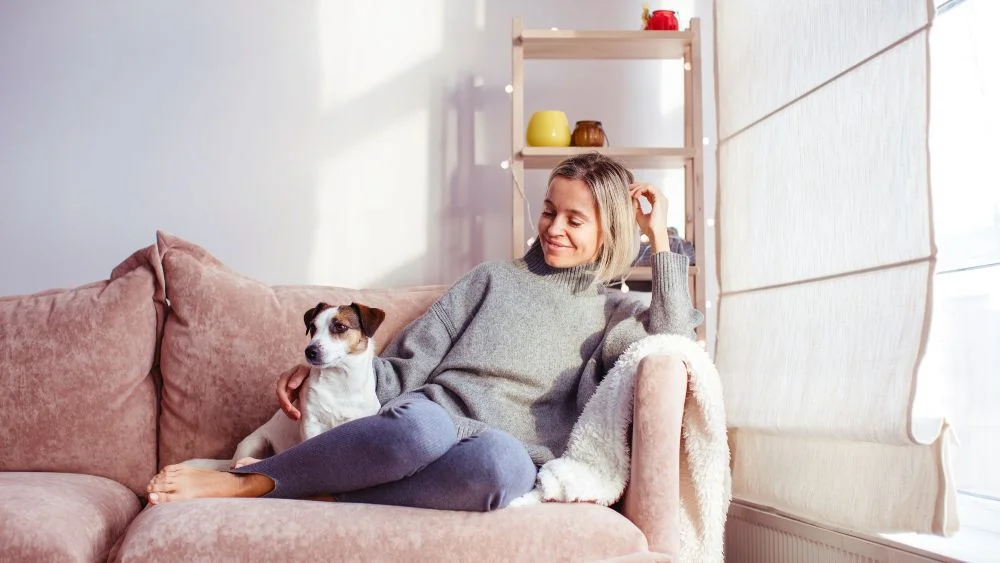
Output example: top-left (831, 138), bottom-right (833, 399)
top-left (713, 0), bottom-right (956, 534)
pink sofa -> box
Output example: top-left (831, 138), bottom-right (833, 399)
top-left (0, 232), bottom-right (685, 562)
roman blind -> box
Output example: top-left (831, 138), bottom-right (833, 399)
top-left (714, 0), bottom-right (956, 534)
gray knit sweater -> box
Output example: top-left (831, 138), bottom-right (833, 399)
top-left (373, 240), bottom-right (703, 465)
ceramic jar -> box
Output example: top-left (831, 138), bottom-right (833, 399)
top-left (645, 10), bottom-right (679, 31)
top-left (571, 121), bottom-right (607, 147)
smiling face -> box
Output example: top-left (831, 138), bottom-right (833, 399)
top-left (537, 176), bottom-right (603, 269)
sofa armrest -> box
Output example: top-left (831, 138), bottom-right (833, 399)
top-left (622, 354), bottom-right (687, 558)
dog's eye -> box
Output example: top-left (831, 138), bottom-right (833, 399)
top-left (331, 322), bottom-right (348, 333)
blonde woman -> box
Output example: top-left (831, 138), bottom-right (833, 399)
top-left (146, 152), bottom-right (703, 510)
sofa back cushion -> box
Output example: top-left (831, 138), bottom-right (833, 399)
top-left (0, 246), bottom-right (165, 495)
top-left (155, 232), bottom-right (446, 467)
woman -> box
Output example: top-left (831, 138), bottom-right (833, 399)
top-left (146, 153), bottom-right (703, 510)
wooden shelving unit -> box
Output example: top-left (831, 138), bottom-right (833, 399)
top-left (510, 17), bottom-right (707, 339)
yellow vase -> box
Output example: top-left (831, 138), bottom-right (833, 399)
top-left (526, 110), bottom-right (572, 147)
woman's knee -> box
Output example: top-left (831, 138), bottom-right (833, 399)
top-left (373, 394), bottom-right (457, 465)
top-left (455, 430), bottom-right (537, 511)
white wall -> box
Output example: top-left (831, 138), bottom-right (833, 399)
top-left (0, 0), bottom-right (717, 342)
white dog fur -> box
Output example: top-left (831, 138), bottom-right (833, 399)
top-left (183, 302), bottom-right (385, 471)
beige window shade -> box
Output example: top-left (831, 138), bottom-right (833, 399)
top-left (714, 0), bottom-right (956, 535)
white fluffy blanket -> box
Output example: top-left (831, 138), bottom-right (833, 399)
top-left (511, 334), bottom-right (732, 562)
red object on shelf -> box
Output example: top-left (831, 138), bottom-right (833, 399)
top-left (645, 10), bottom-right (679, 31)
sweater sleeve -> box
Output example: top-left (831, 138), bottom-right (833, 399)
top-left (599, 250), bottom-right (704, 369)
top-left (373, 264), bottom-right (491, 404)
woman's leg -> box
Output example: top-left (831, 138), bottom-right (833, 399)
top-left (146, 393), bottom-right (457, 504)
top-left (336, 428), bottom-right (538, 512)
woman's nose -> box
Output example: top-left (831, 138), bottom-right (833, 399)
top-left (546, 218), bottom-right (565, 235)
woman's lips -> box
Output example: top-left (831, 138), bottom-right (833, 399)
top-left (543, 238), bottom-right (569, 252)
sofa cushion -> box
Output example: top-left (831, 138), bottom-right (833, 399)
top-left (0, 245), bottom-right (164, 494)
top-left (111, 499), bottom-right (648, 562)
top-left (155, 231), bottom-right (447, 467)
top-left (0, 472), bottom-right (141, 563)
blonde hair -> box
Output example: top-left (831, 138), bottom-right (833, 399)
top-left (547, 152), bottom-right (639, 286)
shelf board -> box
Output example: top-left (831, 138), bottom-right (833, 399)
top-left (518, 29), bottom-right (693, 60)
top-left (628, 265), bottom-right (699, 282)
top-left (517, 146), bottom-right (693, 170)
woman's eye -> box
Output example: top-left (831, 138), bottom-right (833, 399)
top-left (542, 211), bottom-right (555, 217)
top-left (569, 221), bottom-right (582, 227)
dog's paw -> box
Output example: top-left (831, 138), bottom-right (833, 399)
top-left (232, 457), bottom-right (261, 469)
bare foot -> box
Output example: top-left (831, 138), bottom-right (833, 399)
top-left (145, 464), bottom-right (274, 505)
top-left (232, 457), bottom-right (261, 469)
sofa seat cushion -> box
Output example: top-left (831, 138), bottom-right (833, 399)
top-left (0, 472), bottom-right (141, 563)
top-left (112, 499), bottom-right (648, 562)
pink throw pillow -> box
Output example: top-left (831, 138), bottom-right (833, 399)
top-left (0, 245), bottom-right (165, 495)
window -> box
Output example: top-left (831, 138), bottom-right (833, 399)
top-left (907, 0), bottom-right (1000, 546)
top-left (879, 2), bottom-right (999, 556)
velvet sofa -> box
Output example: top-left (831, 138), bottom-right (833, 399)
top-left (0, 231), bottom-right (685, 562)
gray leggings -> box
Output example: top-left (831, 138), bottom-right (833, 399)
top-left (231, 393), bottom-right (538, 512)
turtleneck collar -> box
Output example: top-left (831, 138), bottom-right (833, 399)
top-left (514, 238), bottom-right (600, 295)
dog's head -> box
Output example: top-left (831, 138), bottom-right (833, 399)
top-left (302, 302), bottom-right (386, 367)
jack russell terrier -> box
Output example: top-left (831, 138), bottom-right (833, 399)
top-left (183, 301), bottom-right (385, 471)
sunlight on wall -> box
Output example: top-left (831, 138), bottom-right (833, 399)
top-left (316, 0), bottom-right (444, 112)
top-left (310, 108), bottom-right (431, 287)
top-left (474, 0), bottom-right (486, 31)
top-left (311, 0), bottom-right (444, 288)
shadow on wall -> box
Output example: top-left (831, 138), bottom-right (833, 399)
top-left (335, 0), bottom-right (685, 289)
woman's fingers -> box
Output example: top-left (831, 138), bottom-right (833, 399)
top-left (276, 365), bottom-right (309, 420)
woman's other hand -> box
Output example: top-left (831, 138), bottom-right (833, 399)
top-left (630, 183), bottom-right (672, 252)
top-left (276, 364), bottom-right (310, 420)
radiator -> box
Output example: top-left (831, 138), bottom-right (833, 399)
top-left (725, 501), bottom-right (956, 563)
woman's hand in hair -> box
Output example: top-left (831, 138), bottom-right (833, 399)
top-left (629, 183), bottom-right (672, 253)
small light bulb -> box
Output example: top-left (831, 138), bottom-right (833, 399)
top-left (702, 137), bottom-right (710, 145)
top-left (550, 27), bottom-right (558, 31)
top-left (527, 237), bottom-right (536, 247)
top-left (473, 76), bottom-right (484, 88)
top-left (639, 234), bottom-right (650, 243)
top-left (500, 160), bottom-right (510, 169)
top-left (697, 339), bottom-right (707, 349)
top-left (707, 218), bottom-right (715, 228)
top-left (504, 84), bottom-right (513, 94)
top-left (705, 300), bottom-right (713, 309)
top-left (621, 282), bottom-right (630, 293)
top-left (684, 62), bottom-right (691, 71)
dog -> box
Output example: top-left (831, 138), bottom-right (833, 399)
top-left (183, 301), bottom-right (385, 471)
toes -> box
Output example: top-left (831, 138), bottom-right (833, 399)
top-left (146, 469), bottom-right (179, 493)
top-left (147, 491), bottom-right (176, 505)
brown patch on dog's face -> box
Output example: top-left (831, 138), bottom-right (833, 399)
top-left (329, 306), bottom-right (369, 354)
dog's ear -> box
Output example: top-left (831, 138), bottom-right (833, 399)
top-left (351, 303), bottom-right (386, 338)
top-left (303, 302), bottom-right (329, 335)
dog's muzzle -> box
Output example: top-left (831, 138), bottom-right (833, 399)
top-left (304, 344), bottom-right (323, 364)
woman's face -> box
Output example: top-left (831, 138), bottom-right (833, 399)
top-left (538, 177), bottom-right (603, 268)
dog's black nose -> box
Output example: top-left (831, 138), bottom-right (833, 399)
top-left (305, 344), bottom-right (320, 362)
